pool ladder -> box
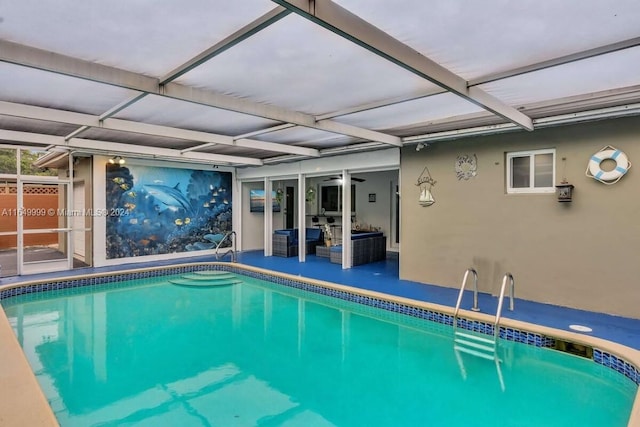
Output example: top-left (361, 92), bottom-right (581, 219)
top-left (214, 231), bottom-right (237, 262)
top-left (453, 271), bottom-right (515, 391)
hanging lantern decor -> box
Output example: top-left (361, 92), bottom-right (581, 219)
top-left (555, 181), bottom-right (574, 202)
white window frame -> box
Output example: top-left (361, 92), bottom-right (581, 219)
top-left (506, 148), bottom-right (556, 194)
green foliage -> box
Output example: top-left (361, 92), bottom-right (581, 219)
top-left (0, 149), bottom-right (57, 176)
top-left (0, 149), bottom-right (17, 174)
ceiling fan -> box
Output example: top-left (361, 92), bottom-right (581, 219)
top-left (323, 175), bottom-right (366, 182)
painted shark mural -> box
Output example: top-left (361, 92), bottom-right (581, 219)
top-left (105, 164), bottom-right (232, 259)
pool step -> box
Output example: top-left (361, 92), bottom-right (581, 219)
top-left (181, 272), bottom-right (236, 281)
top-left (169, 272), bottom-right (241, 287)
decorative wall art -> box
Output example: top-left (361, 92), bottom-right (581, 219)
top-left (455, 154), bottom-right (478, 180)
top-left (105, 164), bottom-right (232, 259)
top-left (249, 189), bottom-right (281, 212)
top-left (585, 145), bottom-right (631, 185)
top-left (416, 165), bottom-right (436, 207)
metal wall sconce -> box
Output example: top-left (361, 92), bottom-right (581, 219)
top-left (555, 182), bottom-right (574, 202)
top-left (108, 155), bottom-right (126, 165)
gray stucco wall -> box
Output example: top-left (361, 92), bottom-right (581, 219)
top-left (400, 116), bottom-right (640, 318)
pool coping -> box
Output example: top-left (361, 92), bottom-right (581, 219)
top-left (1, 261), bottom-right (639, 427)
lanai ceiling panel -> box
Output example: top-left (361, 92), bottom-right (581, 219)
top-left (202, 144), bottom-right (283, 159)
top-left (335, 0), bottom-right (640, 80)
top-left (0, 0), bottom-right (276, 77)
top-left (112, 94), bottom-right (280, 136)
top-left (335, 92), bottom-right (485, 131)
top-left (80, 128), bottom-right (198, 151)
top-left (0, 0), bottom-right (639, 165)
top-left (479, 47), bottom-right (640, 107)
top-left (0, 63), bottom-right (138, 115)
top-left (250, 125), bottom-right (352, 147)
top-left (0, 116), bottom-right (79, 137)
top-left (174, 14), bottom-right (438, 116)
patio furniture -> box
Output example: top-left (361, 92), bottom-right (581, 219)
top-left (272, 228), bottom-right (324, 257)
top-left (329, 232), bottom-right (386, 265)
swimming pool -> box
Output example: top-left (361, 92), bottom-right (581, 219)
top-left (1, 263), bottom-right (639, 426)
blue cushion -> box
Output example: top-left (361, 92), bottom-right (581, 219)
top-left (330, 245), bottom-right (343, 253)
top-left (306, 228), bottom-right (322, 241)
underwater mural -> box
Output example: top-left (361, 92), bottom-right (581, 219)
top-left (105, 164), bottom-right (232, 259)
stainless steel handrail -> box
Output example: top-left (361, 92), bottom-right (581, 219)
top-left (215, 231), bottom-right (237, 262)
top-left (494, 273), bottom-right (515, 340)
top-left (453, 268), bottom-right (479, 321)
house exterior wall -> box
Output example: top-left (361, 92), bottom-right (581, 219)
top-left (400, 115), bottom-right (640, 319)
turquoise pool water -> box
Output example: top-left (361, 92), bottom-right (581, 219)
top-left (2, 273), bottom-right (636, 426)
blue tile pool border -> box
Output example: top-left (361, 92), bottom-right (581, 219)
top-left (1, 263), bottom-right (638, 386)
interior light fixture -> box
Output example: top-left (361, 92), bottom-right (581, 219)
top-left (108, 155), bottom-right (125, 165)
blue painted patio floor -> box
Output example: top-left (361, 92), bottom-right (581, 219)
top-left (1, 250), bottom-right (639, 350)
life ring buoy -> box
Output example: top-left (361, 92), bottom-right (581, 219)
top-left (587, 148), bottom-right (631, 184)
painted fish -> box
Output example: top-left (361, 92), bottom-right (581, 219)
top-left (175, 219), bottom-right (184, 226)
top-left (112, 177), bottom-right (125, 184)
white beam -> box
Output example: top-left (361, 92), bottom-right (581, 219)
top-left (235, 123), bottom-right (297, 139)
top-left (160, 7), bottom-right (291, 84)
top-left (181, 142), bottom-right (215, 154)
top-left (99, 93), bottom-right (148, 120)
top-left (0, 40), bottom-right (158, 92)
top-left (234, 138), bottom-right (313, 154)
top-left (264, 179), bottom-right (273, 256)
top-left (0, 101), bottom-right (319, 157)
top-left (0, 39), bottom-right (401, 146)
top-left (64, 125), bottom-right (90, 141)
top-left (297, 172), bottom-right (306, 262)
top-left (469, 36), bottom-right (640, 86)
top-left (163, 83), bottom-right (402, 146)
top-left (181, 124), bottom-right (297, 153)
top-left (272, 0), bottom-right (533, 131)
top-left (0, 129), bottom-right (263, 165)
top-left (341, 170), bottom-right (352, 269)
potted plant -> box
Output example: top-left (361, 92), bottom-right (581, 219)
top-left (323, 223), bottom-right (333, 246)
